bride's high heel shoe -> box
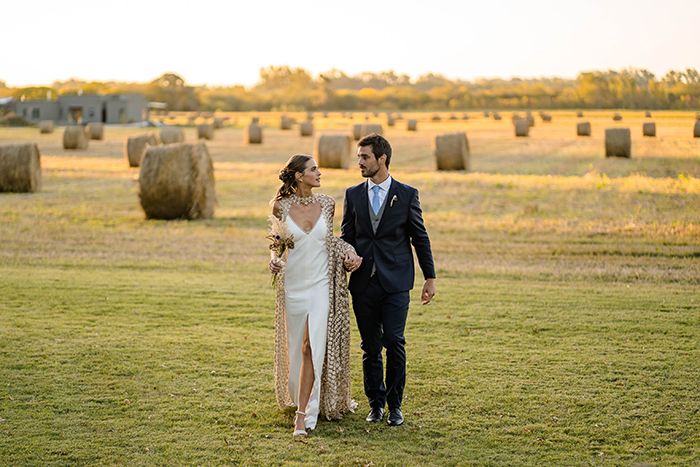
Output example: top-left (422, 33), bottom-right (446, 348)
top-left (293, 410), bottom-right (307, 437)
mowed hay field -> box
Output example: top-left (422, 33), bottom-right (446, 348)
top-left (1, 111), bottom-right (699, 465)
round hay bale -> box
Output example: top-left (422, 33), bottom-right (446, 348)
top-left (87, 122), bottom-right (104, 140)
top-left (693, 120), bottom-right (700, 138)
top-left (187, 117), bottom-right (196, 125)
top-left (396, 113), bottom-right (403, 120)
top-left (514, 118), bottom-right (530, 137)
top-left (387, 115), bottom-right (395, 127)
top-left (138, 142), bottom-right (216, 220)
top-left (449, 114), bottom-right (458, 120)
top-left (696, 112), bottom-right (700, 121)
top-left (126, 133), bottom-right (159, 168)
top-left (406, 119), bottom-right (417, 131)
top-left (645, 111), bottom-right (652, 118)
top-left (434, 132), bottom-right (469, 171)
top-left (642, 122), bottom-right (656, 137)
top-left (160, 127), bottom-right (185, 145)
top-left (612, 113), bottom-right (623, 121)
top-left (314, 134), bottom-right (352, 169)
top-left (483, 111), bottom-right (490, 118)
top-left (577, 121), bottom-right (592, 136)
top-left (373, 112), bottom-right (379, 118)
top-left (280, 116), bottom-right (292, 130)
top-left (300, 120), bottom-right (314, 137)
top-left (511, 113), bottom-right (521, 123)
top-left (251, 116), bottom-right (260, 124)
top-left (605, 128), bottom-right (631, 158)
top-left (197, 124), bottom-right (214, 140)
top-left (306, 112), bottom-right (314, 121)
top-left (431, 114), bottom-right (441, 122)
top-left (39, 120), bottom-right (54, 134)
top-left (462, 113), bottom-right (470, 120)
top-left (360, 124), bottom-right (383, 138)
top-left (63, 125), bottom-right (89, 149)
top-left (492, 112), bottom-right (502, 121)
top-left (322, 111), bottom-right (329, 118)
top-left (541, 113), bottom-right (552, 122)
top-left (213, 117), bottom-right (224, 129)
top-left (576, 111), bottom-right (584, 118)
top-left (352, 123), bottom-right (363, 140)
top-left (0, 143), bottom-right (41, 193)
top-left (364, 113), bottom-right (370, 121)
top-left (245, 123), bottom-right (262, 144)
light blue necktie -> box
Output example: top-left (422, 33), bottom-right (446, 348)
top-left (371, 185), bottom-right (381, 215)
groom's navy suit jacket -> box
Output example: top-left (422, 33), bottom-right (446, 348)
top-left (341, 178), bottom-right (436, 295)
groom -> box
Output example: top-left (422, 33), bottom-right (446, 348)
top-left (341, 133), bottom-right (436, 426)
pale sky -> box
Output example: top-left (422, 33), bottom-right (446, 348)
top-left (3, 0), bottom-right (698, 87)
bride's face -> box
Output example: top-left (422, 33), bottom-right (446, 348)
top-left (297, 159), bottom-right (321, 188)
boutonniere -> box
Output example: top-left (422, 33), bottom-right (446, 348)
top-left (390, 195), bottom-right (398, 207)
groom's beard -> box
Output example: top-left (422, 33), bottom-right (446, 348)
top-left (362, 166), bottom-right (379, 178)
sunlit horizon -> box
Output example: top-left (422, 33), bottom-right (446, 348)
top-left (3, 0), bottom-right (699, 88)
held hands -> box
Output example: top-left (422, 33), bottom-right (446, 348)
top-left (343, 251), bottom-right (362, 272)
top-left (421, 278), bottom-right (436, 305)
top-left (269, 256), bottom-right (285, 274)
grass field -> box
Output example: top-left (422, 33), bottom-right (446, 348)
top-left (1, 111), bottom-right (699, 465)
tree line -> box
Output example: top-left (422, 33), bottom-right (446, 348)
top-left (2, 66), bottom-right (699, 111)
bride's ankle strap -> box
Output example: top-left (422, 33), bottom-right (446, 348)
top-left (295, 410), bottom-right (306, 415)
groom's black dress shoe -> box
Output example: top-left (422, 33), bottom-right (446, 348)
top-left (365, 407), bottom-right (385, 423)
top-left (387, 407), bottom-right (404, 426)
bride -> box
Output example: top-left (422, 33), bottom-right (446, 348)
top-left (269, 154), bottom-right (362, 436)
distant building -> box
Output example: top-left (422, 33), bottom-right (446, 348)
top-left (9, 93), bottom-right (153, 124)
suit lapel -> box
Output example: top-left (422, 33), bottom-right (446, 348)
top-left (358, 181), bottom-right (373, 237)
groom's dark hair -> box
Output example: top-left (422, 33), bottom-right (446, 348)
top-left (358, 133), bottom-right (392, 169)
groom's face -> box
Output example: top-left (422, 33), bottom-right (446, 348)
top-left (357, 145), bottom-right (382, 178)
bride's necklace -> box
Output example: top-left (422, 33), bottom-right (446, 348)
top-left (290, 193), bottom-right (316, 206)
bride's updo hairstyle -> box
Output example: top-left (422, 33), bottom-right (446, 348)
top-left (275, 154), bottom-right (312, 201)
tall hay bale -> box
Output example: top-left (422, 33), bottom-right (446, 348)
top-left (406, 119), bottom-right (417, 131)
top-left (245, 123), bottom-right (262, 144)
top-left (280, 116), bottom-right (292, 130)
top-left (322, 111), bottom-right (329, 118)
top-left (396, 112), bottom-right (403, 120)
top-left (306, 112), bottom-right (314, 121)
top-left (138, 143), bottom-right (216, 220)
top-left (39, 120), bottom-right (54, 134)
top-left (0, 143), bottom-right (41, 192)
top-left (63, 125), bottom-right (89, 149)
top-left (213, 117), bottom-right (224, 129)
top-left (492, 112), bottom-right (502, 120)
top-left (605, 128), bottom-right (631, 158)
top-left (352, 123), bottom-right (363, 140)
top-left (576, 111), bottom-right (584, 117)
top-left (642, 122), bottom-right (656, 137)
top-left (387, 115), bottom-right (395, 127)
top-left (526, 111), bottom-right (535, 127)
top-left (693, 120), bottom-right (700, 138)
top-left (612, 113), bottom-right (623, 121)
top-left (434, 132), bottom-right (469, 171)
top-left (251, 116), bottom-right (260, 124)
top-left (314, 134), bottom-right (352, 169)
top-left (160, 126), bottom-right (185, 145)
top-left (514, 118), bottom-right (530, 137)
top-left (87, 122), bottom-right (104, 140)
top-left (126, 133), bottom-right (159, 168)
top-left (300, 120), bottom-right (314, 137)
top-left (360, 124), bottom-right (383, 138)
top-left (197, 124), bottom-right (214, 140)
top-left (577, 121), bottom-right (591, 136)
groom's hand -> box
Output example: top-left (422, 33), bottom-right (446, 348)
top-left (421, 279), bottom-right (436, 305)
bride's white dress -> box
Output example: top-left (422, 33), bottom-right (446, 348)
top-left (284, 214), bottom-right (329, 429)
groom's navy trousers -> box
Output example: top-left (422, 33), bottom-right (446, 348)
top-left (341, 178), bottom-right (435, 410)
